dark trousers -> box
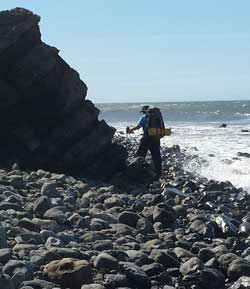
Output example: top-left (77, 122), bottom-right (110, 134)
top-left (136, 136), bottom-right (162, 176)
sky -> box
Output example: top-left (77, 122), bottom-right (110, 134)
top-left (1, 1), bottom-right (250, 103)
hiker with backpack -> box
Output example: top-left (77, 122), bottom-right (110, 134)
top-left (127, 105), bottom-right (165, 179)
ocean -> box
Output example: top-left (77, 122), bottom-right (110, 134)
top-left (97, 101), bottom-right (250, 193)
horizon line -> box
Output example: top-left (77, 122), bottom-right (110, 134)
top-left (92, 99), bottom-right (250, 105)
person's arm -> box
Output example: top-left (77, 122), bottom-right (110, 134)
top-left (127, 125), bottom-right (140, 133)
top-left (127, 115), bottom-right (144, 134)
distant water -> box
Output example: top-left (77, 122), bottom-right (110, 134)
top-left (97, 101), bottom-right (250, 192)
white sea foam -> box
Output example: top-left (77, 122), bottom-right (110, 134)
top-left (113, 121), bottom-right (250, 193)
top-left (235, 112), bottom-right (250, 119)
top-left (163, 123), bottom-right (250, 193)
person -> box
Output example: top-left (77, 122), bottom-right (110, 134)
top-left (127, 105), bottom-right (162, 178)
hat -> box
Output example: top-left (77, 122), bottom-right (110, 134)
top-left (140, 105), bottom-right (150, 113)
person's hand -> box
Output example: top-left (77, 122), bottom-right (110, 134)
top-left (126, 127), bottom-right (133, 134)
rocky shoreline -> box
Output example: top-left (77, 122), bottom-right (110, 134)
top-left (0, 133), bottom-right (249, 289)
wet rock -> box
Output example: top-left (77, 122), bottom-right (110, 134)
top-left (0, 274), bottom-right (14, 289)
top-left (153, 205), bottom-right (176, 226)
top-left (92, 240), bottom-right (113, 251)
top-left (16, 218), bottom-right (40, 232)
top-left (237, 152), bottom-right (250, 158)
top-left (198, 247), bottom-right (215, 263)
top-left (200, 268), bottom-right (225, 289)
top-left (29, 249), bottom-right (54, 267)
top-left (215, 215), bottom-right (238, 236)
top-left (173, 247), bottom-right (195, 261)
top-left (32, 218), bottom-right (59, 231)
top-left (136, 217), bottom-right (154, 234)
top-left (15, 232), bottom-right (44, 245)
top-left (20, 279), bottom-right (61, 289)
top-left (188, 219), bottom-right (215, 238)
top-left (150, 250), bottom-right (180, 268)
top-left (3, 260), bottom-right (33, 288)
top-left (162, 187), bottom-right (189, 199)
top-left (218, 253), bottom-right (240, 271)
top-left (0, 223), bottom-right (8, 249)
top-left (227, 259), bottom-right (250, 281)
top-left (118, 211), bottom-right (139, 228)
top-left (103, 274), bottom-right (128, 288)
top-left (119, 262), bottom-right (151, 288)
top-left (239, 221), bottom-right (250, 235)
top-left (33, 196), bottom-right (51, 216)
top-left (141, 262), bottom-right (164, 277)
top-left (104, 196), bottom-right (123, 209)
top-left (44, 258), bottom-right (93, 289)
top-left (111, 223), bottom-right (137, 235)
top-left (141, 206), bottom-right (154, 222)
top-left (212, 245), bottom-right (230, 257)
top-left (180, 257), bottom-right (203, 276)
top-left (45, 237), bottom-right (65, 249)
top-left (43, 207), bottom-right (67, 224)
top-left (81, 285), bottom-right (105, 289)
top-left (0, 248), bottom-right (12, 265)
top-left (124, 157), bottom-right (153, 183)
top-left (9, 175), bottom-right (25, 189)
top-left (48, 247), bottom-right (89, 260)
top-left (41, 182), bottom-right (59, 198)
top-left (229, 276), bottom-right (250, 289)
top-left (94, 253), bottom-right (119, 271)
top-left (173, 205), bottom-right (187, 217)
top-left (93, 213), bottom-right (118, 224)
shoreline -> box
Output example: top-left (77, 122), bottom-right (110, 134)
top-left (114, 129), bottom-right (250, 194)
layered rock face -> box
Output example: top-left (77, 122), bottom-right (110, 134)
top-left (0, 8), bottom-right (126, 176)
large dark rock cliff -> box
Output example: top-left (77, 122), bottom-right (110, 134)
top-left (0, 8), bottom-right (127, 176)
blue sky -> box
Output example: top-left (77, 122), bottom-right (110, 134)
top-left (1, 1), bottom-right (250, 103)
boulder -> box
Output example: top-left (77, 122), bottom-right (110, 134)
top-left (33, 196), bottom-right (52, 216)
top-left (44, 258), bottom-right (93, 289)
top-left (2, 260), bottom-right (33, 288)
top-left (119, 211), bottom-right (139, 228)
top-left (0, 8), bottom-right (126, 176)
top-left (43, 207), bottom-right (67, 224)
top-left (153, 205), bottom-right (176, 226)
top-left (227, 259), bottom-right (250, 281)
top-left (200, 268), bottom-right (225, 289)
top-left (94, 253), bottom-right (119, 271)
top-left (103, 274), bottom-right (129, 288)
top-left (119, 262), bottom-right (151, 288)
top-left (180, 257), bottom-right (203, 276)
top-left (150, 250), bottom-right (180, 269)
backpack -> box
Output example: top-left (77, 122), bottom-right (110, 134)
top-left (146, 107), bottom-right (171, 138)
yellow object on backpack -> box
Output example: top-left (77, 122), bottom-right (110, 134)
top-left (148, 128), bottom-right (172, 138)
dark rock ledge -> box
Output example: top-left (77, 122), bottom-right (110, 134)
top-left (0, 8), bottom-right (127, 176)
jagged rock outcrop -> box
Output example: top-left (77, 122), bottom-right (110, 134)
top-left (0, 8), bottom-right (127, 176)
